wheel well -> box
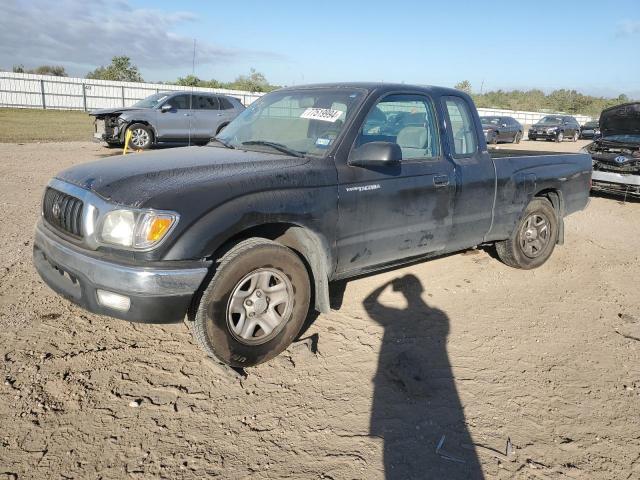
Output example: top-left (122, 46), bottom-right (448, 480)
top-left (535, 189), bottom-right (564, 245)
top-left (124, 121), bottom-right (155, 141)
top-left (216, 123), bottom-right (229, 135)
top-left (214, 223), bottom-right (331, 314)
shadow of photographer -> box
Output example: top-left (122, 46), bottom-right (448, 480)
top-left (364, 274), bottom-right (484, 479)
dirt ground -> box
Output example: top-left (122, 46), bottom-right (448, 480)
top-left (1, 140), bottom-right (639, 479)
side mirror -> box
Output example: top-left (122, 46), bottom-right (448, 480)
top-left (348, 141), bottom-right (402, 167)
top-left (160, 104), bottom-right (172, 113)
top-left (501, 123), bottom-right (507, 127)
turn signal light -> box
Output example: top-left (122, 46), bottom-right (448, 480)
top-left (147, 217), bottom-right (173, 242)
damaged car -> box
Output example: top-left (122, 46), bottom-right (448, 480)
top-left (90, 91), bottom-right (245, 149)
top-left (585, 102), bottom-right (640, 198)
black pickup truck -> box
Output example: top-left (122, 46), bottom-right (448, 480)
top-left (33, 83), bottom-right (592, 367)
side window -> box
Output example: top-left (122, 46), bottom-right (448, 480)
top-left (357, 94), bottom-right (439, 160)
top-left (169, 94), bottom-right (191, 110)
top-left (219, 97), bottom-right (235, 110)
top-left (197, 95), bottom-right (220, 110)
top-left (443, 96), bottom-right (477, 156)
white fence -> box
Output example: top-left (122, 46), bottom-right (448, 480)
top-left (0, 72), bottom-right (593, 124)
top-left (0, 72), bottom-right (264, 110)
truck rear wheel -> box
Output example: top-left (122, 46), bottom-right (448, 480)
top-left (190, 238), bottom-right (310, 367)
top-left (495, 198), bottom-right (558, 269)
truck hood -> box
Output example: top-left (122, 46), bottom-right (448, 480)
top-left (56, 145), bottom-right (308, 207)
top-left (89, 107), bottom-right (149, 117)
top-left (599, 102), bottom-right (640, 141)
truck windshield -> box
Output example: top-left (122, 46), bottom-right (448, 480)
top-left (131, 93), bottom-right (170, 109)
top-left (215, 88), bottom-right (366, 157)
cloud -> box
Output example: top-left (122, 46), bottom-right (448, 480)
top-left (0, 0), bottom-right (279, 75)
top-left (616, 20), bottom-right (640, 37)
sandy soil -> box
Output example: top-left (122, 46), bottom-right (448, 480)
top-left (1, 141), bottom-right (639, 479)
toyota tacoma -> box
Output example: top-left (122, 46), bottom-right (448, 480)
top-left (34, 83), bottom-right (592, 367)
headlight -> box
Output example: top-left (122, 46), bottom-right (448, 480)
top-left (546, 127), bottom-right (558, 133)
top-left (595, 129), bottom-right (600, 134)
top-left (100, 209), bottom-right (178, 249)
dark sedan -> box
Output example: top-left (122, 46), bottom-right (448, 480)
top-left (528, 115), bottom-right (580, 142)
top-left (480, 116), bottom-right (523, 144)
top-left (579, 120), bottom-right (600, 140)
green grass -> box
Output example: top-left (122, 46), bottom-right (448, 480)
top-left (0, 108), bottom-right (94, 143)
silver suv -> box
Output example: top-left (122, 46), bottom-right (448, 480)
top-left (90, 91), bottom-right (245, 149)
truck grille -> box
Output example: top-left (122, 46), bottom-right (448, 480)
top-left (43, 187), bottom-right (84, 238)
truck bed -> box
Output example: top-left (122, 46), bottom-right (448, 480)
top-left (489, 149), bottom-right (584, 159)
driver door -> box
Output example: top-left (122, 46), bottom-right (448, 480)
top-left (155, 94), bottom-right (193, 140)
top-left (335, 93), bottom-right (455, 276)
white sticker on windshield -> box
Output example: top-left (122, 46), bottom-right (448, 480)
top-left (300, 108), bottom-right (343, 123)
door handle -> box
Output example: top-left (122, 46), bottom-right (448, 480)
top-left (183, 113), bottom-right (191, 116)
top-left (217, 113), bottom-right (224, 116)
top-left (433, 175), bottom-right (449, 187)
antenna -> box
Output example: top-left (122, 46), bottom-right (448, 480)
top-left (188, 38), bottom-right (196, 147)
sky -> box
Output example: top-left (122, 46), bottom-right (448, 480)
top-left (1, 0), bottom-right (639, 98)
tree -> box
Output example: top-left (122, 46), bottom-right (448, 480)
top-left (86, 56), bottom-right (143, 82)
top-left (31, 65), bottom-right (67, 76)
top-left (230, 68), bottom-right (273, 92)
top-left (175, 75), bottom-right (202, 87)
top-left (454, 80), bottom-right (472, 94)
top-left (11, 64), bottom-right (67, 76)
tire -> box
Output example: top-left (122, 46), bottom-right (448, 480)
top-left (529, 136), bottom-right (536, 142)
top-left (555, 131), bottom-right (564, 143)
top-left (495, 197), bottom-right (558, 270)
top-left (572, 131), bottom-right (579, 142)
top-left (126, 123), bottom-right (153, 150)
top-left (513, 131), bottom-right (522, 144)
top-left (190, 238), bottom-right (311, 367)
top-left (490, 132), bottom-right (498, 145)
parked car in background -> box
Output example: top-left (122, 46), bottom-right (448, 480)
top-left (528, 115), bottom-right (580, 142)
top-left (90, 91), bottom-right (245, 149)
top-left (585, 102), bottom-right (640, 198)
top-left (480, 116), bottom-right (523, 144)
top-left (579, 120), bottom-right (600, 140)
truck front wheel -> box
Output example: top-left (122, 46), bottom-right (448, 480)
top-left (495, 198), bottom-right (558, 269)
top-left (190, 238), bottom-right (311, 367)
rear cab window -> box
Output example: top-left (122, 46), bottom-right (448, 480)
top-left (443, 96), bottom-right (478, 156)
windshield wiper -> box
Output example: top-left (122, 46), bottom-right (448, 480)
top-left (209, 137), bottom-right (235, 149)
top-left (241, 140), bottom-right (304, 157)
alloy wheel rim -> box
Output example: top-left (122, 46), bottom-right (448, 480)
top-left (519, 213), bottom-right (551, 258)
top-left (131, 128), bottom-right (149, 147)
top-left (226, 268), bottom-right (294, 345)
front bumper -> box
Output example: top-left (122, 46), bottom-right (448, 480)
top-left (591, 170), bottom-right (640, 197)
top-left (33, 222), bottom-right (210, 323)
top-left (529, 131), bottom-right (558, 140)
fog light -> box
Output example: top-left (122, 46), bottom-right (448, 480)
top-left (96, 289), bottom-right (131, 311)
